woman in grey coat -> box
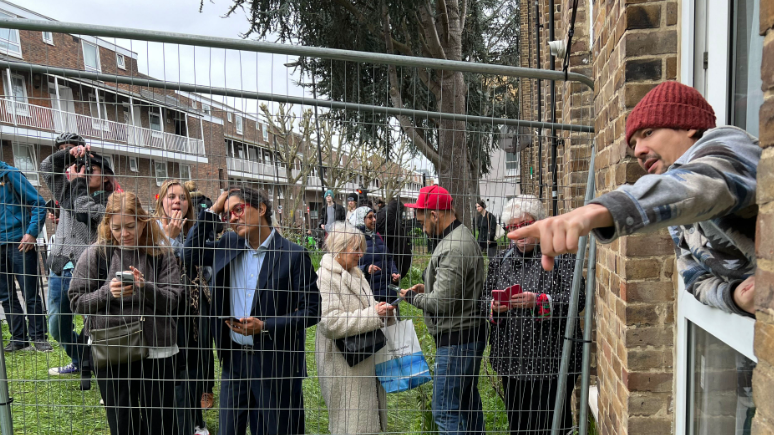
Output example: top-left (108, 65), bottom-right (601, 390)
top-left (316, 222), bottom-right (395, 434)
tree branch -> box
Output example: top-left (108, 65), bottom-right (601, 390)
top-left (418, 5), bottom-right (447, 59)
top-left (437, 0), bottom-right (451, 45)
top-left (460, 0), bottom-right (468, 31)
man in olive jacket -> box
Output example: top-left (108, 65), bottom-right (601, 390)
top-left (400, 185), bottom-right (487, 435)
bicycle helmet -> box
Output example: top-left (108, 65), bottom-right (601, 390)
top-left (54, 132), bottom-right (86, 147)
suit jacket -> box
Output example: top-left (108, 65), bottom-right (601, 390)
top-left (184, 209), bottom-right (321, 377)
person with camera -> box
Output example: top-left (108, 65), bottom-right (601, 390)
top-left (41, 135), bottom-right (118, 387)
top-left (0, 159), bottom-right (48, 352)
top-left (69, 191), bottom-right (182, 435)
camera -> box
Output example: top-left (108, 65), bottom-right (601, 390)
top-left (75, 155), bottom-right (92, 175)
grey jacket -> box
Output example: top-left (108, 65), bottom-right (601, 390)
top-left (69, 245), bottom-right (183, 347)
top-left (41, 149), bottom-right (107, 273)
top-left (406, 221), bottom-right (487, 339)
top-left (591, 126), bottom-right (760, 317)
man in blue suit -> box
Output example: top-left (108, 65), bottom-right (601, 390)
top-left (184, 186), bottom-right (320, 435)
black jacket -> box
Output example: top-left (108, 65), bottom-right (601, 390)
top-left (480, 244), bottom-right (584, 379)
top-left (319, 202), bottom-right (346, 228)
top-left (375, 200), bottom-right (413, 278)
top-left (476, 211), bottom-right (498, 245)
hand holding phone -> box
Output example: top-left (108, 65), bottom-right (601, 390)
top-left (116, 271), bottom-right (135, 285)
top-left (492, 284), bottom-right (523, 304)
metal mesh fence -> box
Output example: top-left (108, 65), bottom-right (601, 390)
top-left (0, 20), bottom-right (595, 435)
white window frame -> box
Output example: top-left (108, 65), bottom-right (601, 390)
top-left (129, 156), bottom-right (139, 173)
top-left (81, 40), bottom-right (101, 72)
top-left (149, 110), bottom-right (163, 138)
top-left (262, 124), bottom-right (269, 142)
top-left (0, 10), bottom-right (22, 58)
top-left (11, 142), bottom-right (38, 185)
top-left (676, 0), bottom-right (760, 432)
top-left (235, 115), bottom-right (243, 134)
top-left (88, 93), bottom-right (109, 130)
top-left (227, 112), bottom-right (232, 122)
top-left (191, 101), bottom-right (198, 110)
top-left (179, 164), bottom-right (192, 180)
top-left (152, 160), bottom-right (168, 186)
top-left (42, 31), bottom-right (54, 46)
top-left (202, 104), bottom-right (211, 115)
top-left (116, 53), bottom-right (126, 70)
top-left (4, 71), bottom-right (29, 116)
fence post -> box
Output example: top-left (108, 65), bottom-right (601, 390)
top-left (0, 333), bottom-right (14, 434)
top-left (578, 234), bottom-right (597, 435)
top-left (551, 142), bottom-right (596, 435)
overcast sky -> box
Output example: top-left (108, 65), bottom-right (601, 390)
top-left (15, 0), bottom-right (310, 118)
top-left (13, 0), bottom-right (431, 173)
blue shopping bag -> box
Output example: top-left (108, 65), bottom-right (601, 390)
top-left (375, 319), bottom-right (432, 393)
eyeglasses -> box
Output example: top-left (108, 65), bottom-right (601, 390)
top-left (505, 220), bottom-right (535, 232)
top-left (221, 203), bottom-right (247, 222)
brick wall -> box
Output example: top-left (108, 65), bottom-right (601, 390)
top-left (752, 0), bottom-right (774, 432)
top-left (591, 0), bottom-right (678, 434)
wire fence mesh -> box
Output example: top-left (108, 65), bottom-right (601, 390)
top-left (0, 21), bottom-right (596, 435)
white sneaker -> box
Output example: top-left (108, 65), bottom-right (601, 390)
top-left (99, 399), bottom-right (104, 406)
top-left (194, 426), bottom-right (210, 435)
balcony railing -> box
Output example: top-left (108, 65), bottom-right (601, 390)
top-left (226, 157), bottom-right (288, 180)
top-left (0, 99), bottom-right (206, 157)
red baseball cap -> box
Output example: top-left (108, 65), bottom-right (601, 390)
top-left (405, 185), bottom-right (453, 210)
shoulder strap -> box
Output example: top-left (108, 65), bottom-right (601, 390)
top-left (97, 246), bottom-right (114, 284)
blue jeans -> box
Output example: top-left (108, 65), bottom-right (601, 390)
top-left (0, 244), bottom-right (46, 342)
top-left (48, 269), bottom-right (80, 367)
top-left (433, 340), bottom-right (486, 435)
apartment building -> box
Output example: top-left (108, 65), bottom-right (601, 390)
top-left (517, 0), bottom-right (770, 432)
top-left (0, 0), bottom-right (423, 232)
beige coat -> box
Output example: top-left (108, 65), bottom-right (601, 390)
top-left (316, 253), bottom-right (392, 434)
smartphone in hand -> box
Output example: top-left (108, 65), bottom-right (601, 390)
top-left (116, 272), bottom-right (134, 286)
top-left (389, 296), bottom-right (404, 307)
top-left (492, 284), bottom-right (523, 304)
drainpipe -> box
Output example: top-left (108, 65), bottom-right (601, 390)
top-left (549, 0), bottom-right (559, 216)
top-left (535, 0), bottom-right (543, 199)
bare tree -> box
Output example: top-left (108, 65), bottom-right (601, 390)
top-left (318, 118), bottom-right (360, 193)
top-left (379, 137), bottom-right (414, 201)
top-left (260, 103), bottom-right (317, 230)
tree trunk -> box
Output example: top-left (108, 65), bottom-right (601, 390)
top-left (436, 71), bottom-right (477, 228)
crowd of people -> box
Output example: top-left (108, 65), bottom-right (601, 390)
top-left (0, 81), bottom-right (762, 434)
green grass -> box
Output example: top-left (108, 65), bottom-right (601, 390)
top-left (0, 251), bottom-right (594, 434)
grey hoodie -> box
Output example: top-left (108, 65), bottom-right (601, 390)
top-left (591, 126), bottom-right (760, 317)
top-left (41, 149), bottom-right (107, 273)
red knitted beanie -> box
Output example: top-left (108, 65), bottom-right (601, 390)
top-left (625, 81), bottom-right (716, 145)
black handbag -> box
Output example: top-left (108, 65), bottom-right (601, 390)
top-left (335, 328), bottom-right (387, 367)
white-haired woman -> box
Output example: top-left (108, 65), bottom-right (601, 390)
top-left (479, 195), bottom-right (585, 435)
top-left (316, 222), bottom-right (396, 434)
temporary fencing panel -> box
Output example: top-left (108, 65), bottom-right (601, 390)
top-left (0, 16), bottom-right (597, 435)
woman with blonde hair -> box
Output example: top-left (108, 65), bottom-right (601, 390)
top-left (316, 221), bottom-right (395, 434)
top-left (154, 179), bottom-right (212, 435)
top-left (154, 179), bottom-right (195, 256)
top-left (69, 191), bottom-right (182, 435)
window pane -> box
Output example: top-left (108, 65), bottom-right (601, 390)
top-left (83, 43), bottom-right (98, 70)
top-left (149, 113), bottom-right (162, 131)
top-left (180, 165), bottom-right (191, 180)
top-left (689, 322), bottom-right (756, 434)
top-left (730, 0), bottom-right (764, 136)
top-left (13, 144), bottom-right (35, 172)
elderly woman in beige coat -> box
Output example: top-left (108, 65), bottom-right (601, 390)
top-left (316, 221), bottom-right (396, 434)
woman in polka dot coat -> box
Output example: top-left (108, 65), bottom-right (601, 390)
top-left (479, 195), bottom-right (585, 435)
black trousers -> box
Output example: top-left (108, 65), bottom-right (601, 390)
top-left (96, 356), bottom-right (177, 435)
top-left (502, 375), bottom-right (578, 435)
